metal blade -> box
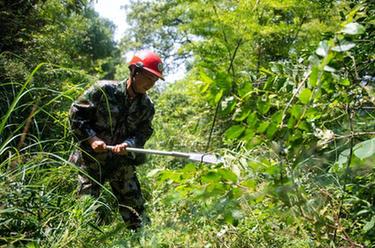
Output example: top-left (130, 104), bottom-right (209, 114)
top-left (106, 146), bottom-right (223, 164)
top-left (188, 153), bottom-right (224, 164)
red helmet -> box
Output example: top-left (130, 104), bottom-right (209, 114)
top-left (129, 50), bottom-right (164, 80)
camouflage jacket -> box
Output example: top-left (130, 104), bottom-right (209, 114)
top-left (69, 80), bottom-right (154, 163)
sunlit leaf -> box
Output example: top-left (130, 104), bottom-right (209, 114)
top-left (266, 123), bottom-right (278, 138)
top-left (271, 111), bottom-right (282, 123)
top-left (247, 112), bottom-right (258, 128)
top-left (238, 82), bottom-right (253, 98)
top-left (218, 168), bottom-right (238, 183)
top-left (215, 90), bottom-right (223, 103)
top-left (363, 216), bottom-right (375, 232)
top-left (287, 116), bottom-right (296, 128)
top-left (232, 210), bottom-right (244, 220)
top-left (316, 40), bottom-right (329, 57)
top-left (158, 170), bottom-right (182, 182)
top-left (256, 99), bottom-right (271, 114)
top-left (225, 125), bottom-right (245, 139)
top-left (199, 70), bottom-right (213, 85)
top-left (200, 82), bottom-right (211, 94)
top-left (224, 212), bottom-right (234, 224)
top-left (147, 168), bottom-right (162, 178)
top-left (257, 121), bottom-right (270, 133)
top-left (298, 88), bottom-right (312, 104)
top-left (202, 171), bottom-right (221, 183)
top-left (265, 165), bottom-right (280, 175)
top-left (309, 65), bottom-right (319, 87)
top-left (323, 65), bottom-right (336, 72)
top-left (182, 163), bottom-right (197, 174)
top-left (241, 179), bottom-right (256, 191)
top-left (332, 42), bottom-right (356, 52)
top-left (234, 108), bottom-right (251, 122)
top-left (337, 149), bottom-right (350, 168)
top-left (221, 96), bottom-right (236, 113)
top-left (205, 183), bottom-right (226, 195)
top-left (291, 105), bottom-right (303, 118)
top-left (297, 121), bottom-right (310, 131)
top-left (341, 22), bottom-right (365, 35)
top-left (338, 78), bottom-right (350, 86)
top-left (242, 129), bottom-right (255, 143)
top-left (353, 138), bottom-right (375, 160)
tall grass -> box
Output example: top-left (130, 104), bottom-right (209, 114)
top-left (0, 63), bottom-right (126, 247)
top-left (1, 63), bottom-right (373, 247)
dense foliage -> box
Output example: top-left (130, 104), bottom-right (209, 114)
top-left (1, 0), bottom-right (374, 247)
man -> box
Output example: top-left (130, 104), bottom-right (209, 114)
top-left (69, 50), bottom-right (164, 230)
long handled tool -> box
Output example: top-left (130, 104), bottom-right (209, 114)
top-left (106, 146), bottom-right (223, 164)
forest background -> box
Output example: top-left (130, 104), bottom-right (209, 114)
top-left (0, 0), bottom-right (374, 247)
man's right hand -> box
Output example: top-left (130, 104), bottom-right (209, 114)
top-left (88, 136), bottom-right (107, 153)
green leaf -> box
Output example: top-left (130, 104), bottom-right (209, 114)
top-left (257, 121), bottom-right (270, 133)
top-left (256, 99), bottom-right (271, 114)
top-left (201, 171), bottom-right (221, 183)
top-left (339, 79), bottom-right (350, 86)
top-left (297, 121), bottom-right (310, 131)
top-left (291, 105), bottom-right (303, 118)
top-left (353, 138), bottom-right (375, 160)
top-left (232, 210), bottom-right (244, 220)
top-left (265, 165), bottom-right (280, 176)
top-left (332, 42), bottom-right (356, 52)
top-left (341, 22), bottom-right (365, 35)
top-left (246, 112), bottom-right (258, 128)
top-left (241, 179), bottom-right (257, 191)
top-left (26, 242), bottom-right (40, 248)
top-left (266, 122), bottom-right (278, 138)
top-left (215, 90), bottom-right (223, 103)
top-left (158, 171), bottom-right (182, 182)
top-left (259, 67), bottom-right (274, 75)
top-left (147, 168), bottom-right (162, 178)
top-left (316, 40), bottom-right (329, 57)
top-left (165, 192), bottom-right (184, 204)
top-left (363, 216), bottom-right (375, 233)
top-left (298, 88), bottom-right (312, 104)
top-left (287, 116), bottom-right (296, 129)
top-left (324, 65), bottom-right (336, 72)
top-left (238, 82), bottom-right (252, 98)
top-left (201, 81), bottom-right (211, 94)
top-left (309, 65), bottom-right (319, 87)
top-left (199, 71), bottom-right (213, 93)
top-left (221, 96), bottom-right (236, 113)
top-left (242, 129), bottom-right (255, 143)
top-left (182, 163), bottom-right (197, 174)
top-left (225, 125), bottom-right (245, 139)
top-left (224, 210), bottom-right (243, 226)
top-left (338, 149), bottom-right (350, 166)
top-left (224, 212), bottom-right (234, 224)
top-left (200, 70), bottom-right (213, 84)
top-left (234, 108), bottom-right (251, 122)
top-left (306, 108), bottom-right (321, 121)
top-left (270, 110), bottom-right (282, 125)
top-left (205, 183), bottom-right (226, 196)
top-left (218, 168), bottom-right (238, 183)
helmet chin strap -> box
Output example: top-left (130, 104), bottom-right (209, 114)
top-left (129, 67), bottom-right (142, 97)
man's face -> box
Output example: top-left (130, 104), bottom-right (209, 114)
top-left (133, 70), bottom-right (158, 94)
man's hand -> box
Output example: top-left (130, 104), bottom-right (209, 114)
top-left (111, 143), bottom-right (128, 155)
top-left (88, 136), bottom-right (107, 153)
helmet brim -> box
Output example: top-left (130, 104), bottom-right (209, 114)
top-left (144, 67), bottom-right (165, 81)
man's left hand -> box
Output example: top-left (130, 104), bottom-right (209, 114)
top-left (112, 143), bottom-right (128, 155)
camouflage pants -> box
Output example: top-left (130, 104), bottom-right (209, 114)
top-left (69, 150), bottom-right (145, 229)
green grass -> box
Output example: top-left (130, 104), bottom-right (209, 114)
top-left (1, 66), bottom-right (373, 248)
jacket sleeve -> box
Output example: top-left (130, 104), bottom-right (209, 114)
top-left (124, 104), bottom-right (155, 148)
top-left (123, 103), bottom-right (155, 165)
top-left (69, 86), bottom-right (100, 142)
